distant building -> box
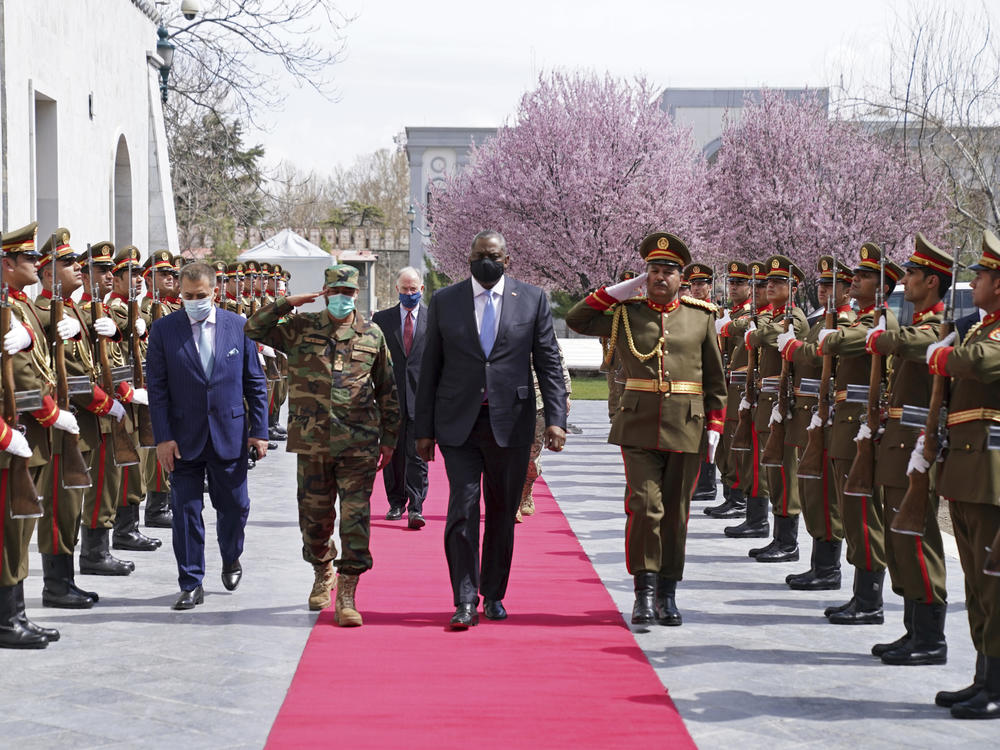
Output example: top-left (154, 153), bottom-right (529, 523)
top-left (0, 0), bottom-right (177, 255)
top-left (404, 88), bottom-right (828, 272)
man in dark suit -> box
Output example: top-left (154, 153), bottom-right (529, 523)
top-left (146, 262), bottom-right (269, 610)
top-left (373, 266), bottom-right (429, 529)
top-left (416, 230), bottom-right (568, 629)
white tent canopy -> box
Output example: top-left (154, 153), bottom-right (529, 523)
top-left (238, 229), bottom-right (333, 312)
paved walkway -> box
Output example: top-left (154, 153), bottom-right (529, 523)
top-left (0, 400), bottom-right (993, 748)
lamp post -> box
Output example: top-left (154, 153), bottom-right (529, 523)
top-left (406, 204), bottom-right (431, 238)
top-left (156, 25), bottom-right (175, 104)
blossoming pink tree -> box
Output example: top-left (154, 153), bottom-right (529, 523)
top-left (707, 91), bottom-right (950, 277)
top-left (428, 72), bottom-right (708, 293)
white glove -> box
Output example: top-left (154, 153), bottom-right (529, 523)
top-left (743, 321), bottom-right (757, 347)
top-left (739, 397), bottom-right (751, 412)
top-left (817, 328), bottom-right (837, 346)
top-left (3, 429), bottom-right (32, 458)
top-left (777, 329), bottom-right (796, 351)
top-left (93, 316), bottom-right (118, 338)
top-left (926, 331), bottom-right (957, 364)
top-left (261, 345), bottom-right (276, 358)
top-left (239, 312), bottom-right (248, 320)
top-left (134, 317), bottom-right (147, 337)
top-left (4, 320), bottom-right (32, 354)
top-left (52, 409), bottom-right (80, 435)
top-left (56, 316), bottom-right (81, 340)
top-left (768, 402), bottom-right (783, 426)
top-left (807, 413), bottom-right (824, 431)
top-left (108, 400), bottom-right (127, 422)
top-left (865, 317), bottom-right (886, 345)
top-left (707, 430), bottom-right (721, 463)
top-left (131, 387), bottom-right (148, 406)
top-left (906, 434), bottom-right (930, 476)
top-left (714, 309), bottom-right (731, 335)
top-left (604, 272), bottom-right (648, 302)
top-left (854, 422), bottom-right (872, 442)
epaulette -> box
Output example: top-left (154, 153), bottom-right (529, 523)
top-left (680, 295), bottom-right (718, 313)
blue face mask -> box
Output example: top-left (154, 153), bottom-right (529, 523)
top-left (327, 294), bottom-right (356, 319)
top-left (184, 298), bottom-right (213, 321)
top-left (398, 291), bottom-right (422, 308)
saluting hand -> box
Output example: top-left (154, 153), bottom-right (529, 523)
top-left (285, 291), bottom-right (324, 308)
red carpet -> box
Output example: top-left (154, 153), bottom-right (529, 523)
top-left (266, 459), bottom-right (694, 749)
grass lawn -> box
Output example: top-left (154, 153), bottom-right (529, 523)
top-left (571, 375), bottom-right (609, 401)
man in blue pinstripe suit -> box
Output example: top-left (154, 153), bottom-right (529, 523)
top-left (146, 262), bottom-right (269, 610)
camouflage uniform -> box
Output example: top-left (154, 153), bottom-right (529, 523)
top-left (518, 346), bottom-right (571, 520)
top-left (244, 266), bottom-right (400, 577)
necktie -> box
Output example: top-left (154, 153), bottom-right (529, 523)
top-left (480, 290), bottom-right (496, 357)
top-left (198, 320), bottom-right (214, 377)
top-left (403, 310), bottom-right (414, 356)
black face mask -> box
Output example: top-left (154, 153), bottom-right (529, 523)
top-left (470, 257), bottom-right (505, 285)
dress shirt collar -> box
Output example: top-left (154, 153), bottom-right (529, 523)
top-left (471, 275), bottom-right (505, 299)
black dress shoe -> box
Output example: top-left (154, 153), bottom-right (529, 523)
top-left (407, 511), bottom-right (425, 529)
top-left (172, 586), bottom-right (205, 610)
top-left (484, 600), bottom-right (507, 620)
top-left (222, 560), bottom-right (243, 592)
top-left (385, 507), bottom-right (404, 521)
top-left (449, 603), bottom-right (478, 629)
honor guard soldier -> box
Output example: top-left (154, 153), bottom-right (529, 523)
top-left (780, 256), bottom-right (852, 590)
top-left (0, 222), bottom-right (63, 646)
top-left (35, 231), bottom-right (132, 590)
top-left (242, 260), bottom-right (259, 312)
top-left (721, 261), bottom-right (774, 539)
top-left (797, 243), bottom-right (902, 624)
top-left (705, 261), bottom-right (753, 519)
top-left (744, 255), bottom-right (809, 562)
top-left (211, 260), bottom-right (228, 304)
top-left (926, 231), bottom-right (1000, 719)
top-left (862, 234), bottom-right (952, 665)
top-left (265, 264), bottom-right (289, 440)
top-left (600, 271), bottom-right (639, 420)
top-left (245, 265), bottom-right (400, 626)
top-left (684, 263), bottom-right (721, 504)
top-left (224, 263), bottom-right (246, 314)
top-left (140, 250), bottom-right (177, 527)
top-left (566, 232), bottom-right (726, 628)
top-left (106, 246), bottom-right (158, 553)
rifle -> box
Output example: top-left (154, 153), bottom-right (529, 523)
top-left (249, 269), bottom-right (260, 316)
top-left (49, 237), bottom-right (92, 489)
top-left (732, 265), bottom-right (758, 451)
top-left (127, 259), bottom-right (155, 447)
top-left (236, 270), bottom-right (245, 317)
top-left (798, 257), bottom-right (838, 479)
top-left (1, 247), bottom-right (43, 518)
top-left (150, 261), bottom-right (164, 323)
top-left (761, 268), bottom-right (796, 466)
top-left (891, 248), bottom-right (961, 536)
top-left (844, 253), bottom-right (888, 496)
top-left (86, 251), bottom-right (140, 468)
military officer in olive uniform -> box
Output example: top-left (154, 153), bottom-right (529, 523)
top-left (791, 243), bottom-right (902, 624)
top-left (780, 256), bottom-right (852, 590)
top-left (927, 231), bottom-right (1000, 719)
top-left (140, 250), bottom-right (177, 528)
top-left (719, 261), bottom-right (773, 538)
top-left (566, 233), bottom-right (726, 628)
top-left (245, 265), bottom-right (400, 627)
top-left (705, 261), bottom-right (752, 519)
top-left (745, 255), bottom-right (809, 563)
top-left (0, 222), bottom-right (65, 646)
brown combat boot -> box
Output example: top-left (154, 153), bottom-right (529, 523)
top-left (308, 563), bottom-right (334, 611)
top-left (334, 573), bottom-right (363, 627)
top-left (519, 494), bottom-right (535, 516)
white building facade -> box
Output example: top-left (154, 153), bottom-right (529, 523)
top-left (0, 0), bottom-right (177, 255)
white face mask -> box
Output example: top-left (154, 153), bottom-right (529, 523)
top-left (184, 297), bottom-right (213, 321)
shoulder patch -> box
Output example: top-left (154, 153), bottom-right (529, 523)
top-left (680, 295), bottom-right (718, 313)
